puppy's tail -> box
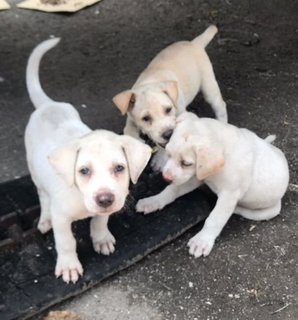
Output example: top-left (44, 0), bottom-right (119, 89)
top-left (192, 25), bottom-right (218, 48)
top-left (265, 134), bottom-right (276, 144)
top-left (26, 38), bottom-right (60, 109)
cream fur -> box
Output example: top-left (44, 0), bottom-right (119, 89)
top-left (137, 112), bottom-right (289, 258)
top-left (25, 38), bottom-right (151, 283)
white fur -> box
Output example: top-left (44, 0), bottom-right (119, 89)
top-left (25, 38), bottom-right (151, 283)
top-left (113, 25), bottom-right (227, 158)
top-left (137, 112), bottom-right (289, 257)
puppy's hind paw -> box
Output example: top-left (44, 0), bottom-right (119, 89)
top-left (37, 219), bottom-right (52, 234)
top-left (217, 112), bottom-right (228, 123)
top-left (187, 232), bottom-right (215, 258)
top-left (92, 230), bottom-right (116, 256)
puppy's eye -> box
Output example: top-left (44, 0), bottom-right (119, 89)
top-left (165, 107), bottom-right (172, 114)
top-left (181, 160), bottom-right (193, 167)
top-left (79, 167), bottom-right (91, 176)
top-left (114, 164), bottom-right (125, 173)
top-left (142, 115), bottom-right (152, 123)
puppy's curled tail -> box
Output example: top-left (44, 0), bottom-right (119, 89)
top-left (26, 37), bottom-right (61, 109)
top-left (265, 134), bottom-right (276, 144)
top-left (192, 25), bottom-right (218, 48)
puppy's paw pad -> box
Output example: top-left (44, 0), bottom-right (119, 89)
top-left (92, 231), bottom-right (116, 255)
top-left (55, 256), bottom-right (83, 284)
top-left (187, 233), bottom-right (215, 258)
top-left (136, 198), bottom-right (161, 214)
top-left (38, 219), bottom-right (52, 234)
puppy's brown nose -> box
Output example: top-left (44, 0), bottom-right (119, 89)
top-left (96, 193), bottom-right (115, 208)
top-left (162, 129), bottom-right (173, 141)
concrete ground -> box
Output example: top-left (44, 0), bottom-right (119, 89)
top-left (0, 0), bottom-right (297, 319)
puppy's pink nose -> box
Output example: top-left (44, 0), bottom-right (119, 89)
top-left (95, 193), bottom-right (115, 208)
top-left (163, 173), bottom-right (173, 183)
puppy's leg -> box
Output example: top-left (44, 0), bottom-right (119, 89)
top-left (136, 177), bottom-right (201, 214)
top-left (201, 67), bottom-right (227, 123)
top-left (188, 192), bottom-right (238, 258)
top-left (150, 148), bottom-right (168, 172)
top-left (52, 212), bottom-right (83, 284)
top-left (124, 117), bottom-right (143, 141)
top-left (234, 201), bottom-right (281, 221)
top-left (37, 188), bottom-right (52, 234)
top-left (90, 215), bottom-right (116, 255)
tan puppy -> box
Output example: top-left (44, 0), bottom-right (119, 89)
top-left (113, 25), bottom-right (227, 154)
top-left (25, 39), bottom-right (152, 283)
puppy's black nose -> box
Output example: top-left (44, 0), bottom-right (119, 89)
top-left (162, 129), bottom-right (173, 141)
top-left (96, 193), bottom-right (115, 208)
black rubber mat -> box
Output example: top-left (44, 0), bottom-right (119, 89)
top-left (0, 172), bottom-right (215, 320)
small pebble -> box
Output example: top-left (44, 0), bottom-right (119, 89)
top-left (249, 225), bottom-right (256, 232)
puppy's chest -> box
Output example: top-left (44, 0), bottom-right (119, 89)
top-left (71, 208), bottom-right (94, 222)
top-left (204, 176), bottom-right (227, 196)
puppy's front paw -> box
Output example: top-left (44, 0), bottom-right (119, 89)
top-left (92, 230), bottom-right (116, 255)
top-left (187, 232), bottom-right (215, 258)
top-left (55, 254), bottom-right (83, 284)
top-left (136, 196), bottom-right (163, 214)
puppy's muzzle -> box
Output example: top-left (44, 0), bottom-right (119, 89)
top-left (163, 173), bottom-right (173, 183)
top-left (95, 192), bottom-right (115, 208)
top-left (161, 129), bottom-right (173, 142)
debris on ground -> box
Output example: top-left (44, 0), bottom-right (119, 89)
top-left (0, 0), bottom-right (10, 10)
top-left (44, 310), bottom-right (81, 320)
top-left (17, 0), bottom-right (102, 12)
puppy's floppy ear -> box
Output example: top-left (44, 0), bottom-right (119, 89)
top-left (162, 81), bottom-right (178, 106)
top-left (194, 145), bottom-right (225, 180)
top-left (48, 140), bottom-right (79, 186)
top-left (120, 136), bottom-right (152, 184)
top-left (112, 90), bottom-right (136, 115)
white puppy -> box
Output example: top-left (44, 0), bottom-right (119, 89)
top-left (25, 38), bottom-right (152, 283)
top-left (136, 112), bottom-right (289, 257)
top-left (113, 25), bottom-right (227, 170)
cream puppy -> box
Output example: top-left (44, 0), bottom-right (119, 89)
top-left (136, 112), bottom-right (289, 257)
top-left (113, 25), bottom-right (227, 170)
top-left (25, 38), bottom-right (151, 283)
